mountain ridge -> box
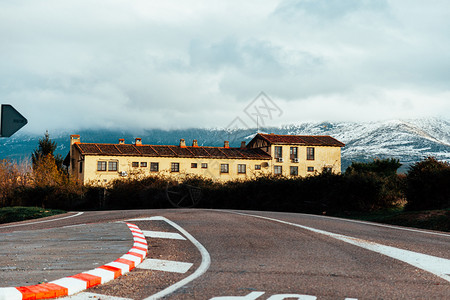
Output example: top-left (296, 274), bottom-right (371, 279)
top-left (1, 118), bottom-right (449, 172)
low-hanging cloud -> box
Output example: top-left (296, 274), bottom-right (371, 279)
top-left (0, 0), bottom-right (449, 134)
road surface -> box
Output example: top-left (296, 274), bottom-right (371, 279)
top-left (0, 209), bottom-right (449, 299)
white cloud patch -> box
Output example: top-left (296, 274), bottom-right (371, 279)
top-left (0, 0), bottom-right (449, 134)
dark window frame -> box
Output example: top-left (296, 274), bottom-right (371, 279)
top-left (171, 162), bottom-right (180, 173)
top-left (191, 163), bottom-right (198, 168)
top-left (140, 162), bottom-right (147, 168)
top-left (132, 162), bottom-right (139, 168)
top-left (307, 147), bottom-right (315, 160)
top-left (274, 146), bottom-right (283, 158)
top-left (237, 164), bottom-right (246, 174)
top-left (220, 164), bottom-right (229, 173)
top-left (274, 165), bottom-right (282, 175)
top-left (255, 164), bottom-right (261, 170)
top-left (201, 163), bottom-right (208, 169)
top-left (150, 162), bottom-right (159, 172)
top-left (290, 166), bottom-right (298, 176)
top-left (290, 147), bottom-right (298, 159)
top-left (108, 161), bottom-right (118, 171)
top-left (97, 161), bottom-right (107, 171)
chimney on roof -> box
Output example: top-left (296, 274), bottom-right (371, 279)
top-left (180, 139), bottom-right (186, 148)
top-left (192, 139), bottom-right (199, 147)
top-left (70, 134), bottom-right (80, 145)
top-left (135, 138), bottom-right (142, 146)
top-left (224, 141), bottom-right (230, 148)
top-left (69, 135), bottom-right (80, 173)
top-left (119, 138), bottom-right (125, 144)
top-left (241, 141), bottom-right (246, 149)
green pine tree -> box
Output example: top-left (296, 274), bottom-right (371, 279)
top-left (32, 131), bottom-right (64, 171)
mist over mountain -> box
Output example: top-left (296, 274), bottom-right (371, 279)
top-left (1, 118), bottom-right (449, 172)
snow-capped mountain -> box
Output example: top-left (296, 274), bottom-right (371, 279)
top-left (1, 118), bottom-right (449, 172)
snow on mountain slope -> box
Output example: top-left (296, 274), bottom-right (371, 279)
top-left (1, 118), bottom-right (449, 172)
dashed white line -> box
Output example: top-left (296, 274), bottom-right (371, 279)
top-left (142, 230), bottom-right (186, 240)
top-left (138, 258), bottom-right (193, 273)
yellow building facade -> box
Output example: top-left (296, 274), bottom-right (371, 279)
top-left (65, 133), bottom-right (345, 185)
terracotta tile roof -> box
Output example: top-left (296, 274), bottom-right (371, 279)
top-left (74, 143), bottom-right (271, 160)
top-left (256, 133), bottom-right (345, 147)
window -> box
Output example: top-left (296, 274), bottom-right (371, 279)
top-left (255, 164), bottom-right (261, 170)
top-left (323, 167), bottom-right (332, 173)
top-left (108, 161), bottom-right (118, 171)
top-left (238, 164), bottom-right (246, 174)
top-left (290, 147), bottom-right (298, 159)
top-left (290, 166), bottom-right (298, 176)
top-left (274, 146), bottom-right (283, 158)
top-left (307, 147), bottom-right (315, 160)
top-left (220, 164), bottom-right (229, 173)
top-left (274, 165), bottom-right (282, 175)
top-left (140, 162), bottom-right (147, 168)
top-left (307, 166), bottom-right (314, 172)
top-left (191, 163), bottom-right (198, 168)
top-left (171, 162), bottom-right (180, 172)
top-left (132, 162), bottom-right (139, 168)
top-left (201, 163), bottom-right (208, 169)
top-left (79, 161), bottom-right (83, 173)
top-left (97, 161), bottom-right (107, 171)
top-left (150, 162), bottom-right (159, 172)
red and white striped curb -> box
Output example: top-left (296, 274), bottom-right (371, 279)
top-left (0, 223), bottom-right (147, 300)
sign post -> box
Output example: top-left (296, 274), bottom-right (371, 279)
top-left (0, 104), bottom-right (28, 137)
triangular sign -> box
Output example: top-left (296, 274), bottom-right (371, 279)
top-left (1, 104), bottom-right (28, 137)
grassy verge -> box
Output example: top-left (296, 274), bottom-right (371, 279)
top-left (0, 206), bottom-right (66, 225)
top-left (336, 208), bottom-right (450, 232)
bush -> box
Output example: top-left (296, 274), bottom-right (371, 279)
top-left (405, 157), bottom-right (450, 211)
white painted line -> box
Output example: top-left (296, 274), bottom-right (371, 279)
top-left (131, 216), bottom-right (211, 300)
top-left (231, 211), bottom-right (450, 283)
top-left (84, 268), bottom-right (115, 284)
top-left (63, 292), bottom-right (133, 300)
top-left (0, 287), bottom-right (22, 300)
top-left (142, 230), bottom-right (186, 240)
top-left (306, 213), bottom-right (450, 238)
top-left (0, 212), bottom-right (84, 229)
top-left (138, 258), bottom-right (193, 274)
top-left (211, 291), bottom-right (266, 300)
top-left (51, 277), bottom-right (87, 295)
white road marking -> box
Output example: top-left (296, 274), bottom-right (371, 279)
top-left (306, 213), bottom-right (450, 238)
top-left (210, 291), bottom-right (266, 299)
top-left (138, 258), bottom-right (193, 273)
top-left (0, 212), bottom-right (84, 229)
top-left (231, 211), bottom-right (450, 283)
top-left (0, 287), bottom-right (22, 300)
top-left (142, 230), bottom-right (187, 240)
top-left (128, 216), bottom-right (211, 300)
top-left (63, 292), bottom-right (133, 299)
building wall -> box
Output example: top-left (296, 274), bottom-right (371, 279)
top-left (75, 154), bottom-right (272, 185)
top-left (269, 144), bottom-right (341, 177)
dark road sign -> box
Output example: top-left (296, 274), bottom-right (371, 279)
top-left (0, 104), bottom-right (28, 137)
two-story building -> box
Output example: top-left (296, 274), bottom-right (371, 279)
top-left (65, 133), bottom-right (344, 185)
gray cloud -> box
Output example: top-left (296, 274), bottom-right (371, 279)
top-left (0, 0), bottom-right (449, 134)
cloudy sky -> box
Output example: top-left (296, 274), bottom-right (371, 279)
top-left (1, 0), bottom-right (450, 134)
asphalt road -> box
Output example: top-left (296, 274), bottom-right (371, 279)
top-left (0, 209), bottom-right (449, 299)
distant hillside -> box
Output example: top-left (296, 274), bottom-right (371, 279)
top-left (1, 118), bottom-right (449, 172)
